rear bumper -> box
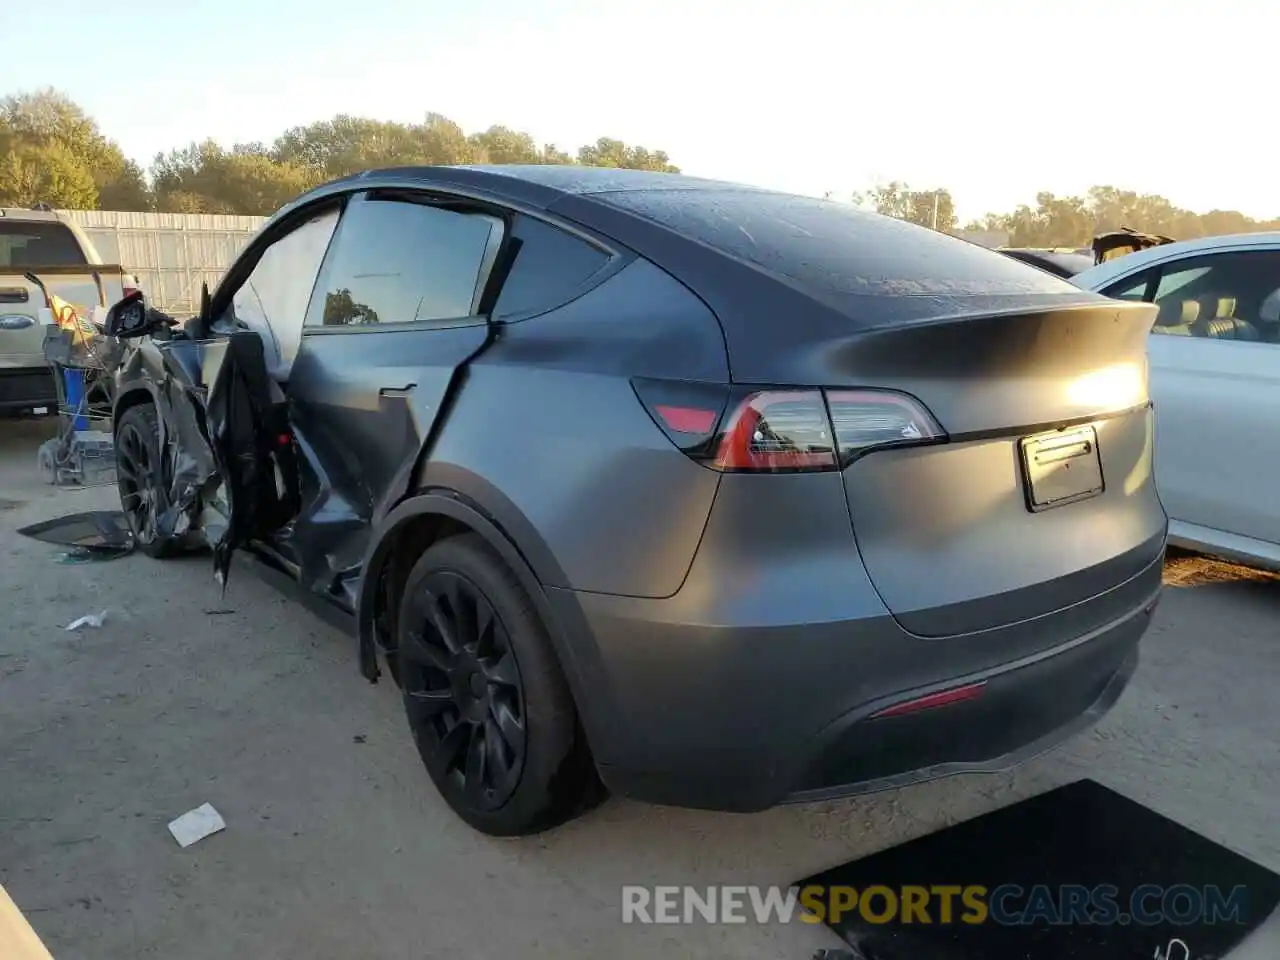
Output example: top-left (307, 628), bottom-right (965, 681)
top-left (0, 367), bottom-right (56, 414)
top-left (784, 595), bottom-right (1151, 804)
top-left (547, 542), bottom-right (1163, 813)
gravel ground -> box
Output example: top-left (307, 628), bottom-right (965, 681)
top-left (1, 418), bottom-right (1277, 959)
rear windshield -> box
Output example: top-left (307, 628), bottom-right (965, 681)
top-left (1002, 250), bottom-right (1096, 278)
top-left (1042, 252), bottom-right (1096, 276)
top-left (0, 221), bottom-right (87, 268)
top-left (596, 189), bottom-right (1075, 298)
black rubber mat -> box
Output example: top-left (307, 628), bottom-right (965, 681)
top-left (799, 779), bottom-right (1280, 959)
top-left (17, 510), bottom-right (134, 555)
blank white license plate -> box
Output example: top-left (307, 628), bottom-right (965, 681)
top-left (1019, 426), bottom-right (1103, 512)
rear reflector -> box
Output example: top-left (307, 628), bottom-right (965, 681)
top-left (869, 681), bottom-right (987, 719)
top-left (631, 378), bottom-right (733, 454)
top-left (654, 404), bottom-right (718, 435)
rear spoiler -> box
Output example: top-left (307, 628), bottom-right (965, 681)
top-left (1091, 228), bottom-right (1175, 265)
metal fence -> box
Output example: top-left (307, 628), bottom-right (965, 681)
top-left (58, 210), bottom-right (268, 315)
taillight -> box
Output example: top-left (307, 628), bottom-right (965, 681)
top-left (712, 390), bottom-right (835, 472)
top-left (825, 389), bottom-right (944, 459)
top-left (633, 379), bottom-right (946, 473)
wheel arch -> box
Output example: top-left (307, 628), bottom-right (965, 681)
top-left (356, 482), bottom-right (609, 762)
top-left (112, 380), bottom-right (159, 425)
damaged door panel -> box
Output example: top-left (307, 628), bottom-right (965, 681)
top-left (274, 194), bottom-right (503, 607)
top-left (202, 331), bottom-right (300, 583)
top-left (107, 199), bottom-right (344, 574)
top-left (107, 188), bottom-right (507, 603)
top-left (112, 328), bottom-right (299, 579)
top-left (113, 334), bottom-right (221, 548)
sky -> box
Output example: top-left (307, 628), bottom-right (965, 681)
top-left (2, 0), bottom-right (1275, 222)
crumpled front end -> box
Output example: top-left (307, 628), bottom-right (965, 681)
top-left (112, 329), bottom-right (298, 585)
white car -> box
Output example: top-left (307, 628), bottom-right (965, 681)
top-left (1072, 232), bottom-right (1280, 570)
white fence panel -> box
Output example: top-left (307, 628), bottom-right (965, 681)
top-left (58, 209), bottom-right (269, 315)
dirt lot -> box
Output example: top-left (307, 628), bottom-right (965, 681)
top-left (2, 418), bottom-right (1278, 960)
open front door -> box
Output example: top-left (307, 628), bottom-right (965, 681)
top-left (188, 189), bottom-right (504, 598)
top-left (185, 203), bottom-right (343, 583)
top-left (202, 330), bottom-right (300, 584)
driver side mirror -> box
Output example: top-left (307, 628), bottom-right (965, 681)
top-left (104, 290), bottom-right (155, 339)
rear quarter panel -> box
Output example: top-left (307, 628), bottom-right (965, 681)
top-left (422, 258), bottom-right (729, 598)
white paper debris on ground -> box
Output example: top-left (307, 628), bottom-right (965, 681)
top-left (64, 610), bottom-right (108, 632)
top-left (167, 803), bottom-right (226, 848)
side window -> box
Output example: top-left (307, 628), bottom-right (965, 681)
top-left (307, 197), bottom-right (501, 328)
top-left (231, 207), bottom-right (339, 373)
top-left (492, 216), bottom-right (610, 318)
top-left (1146, 252), bottom-right (1280, 342)
top-left (1105, 270), bottom-right (1154, 302)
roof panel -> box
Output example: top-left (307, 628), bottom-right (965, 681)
top-left (445, 164), bottom-right (743, 195)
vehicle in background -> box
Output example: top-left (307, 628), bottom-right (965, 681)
top-left (104, 166), bottom-right (1166, 836)
top-left (996, 247), bottom-right (1095, 279)
top-left (997, 229), bottom-right (1179, 280)
top-left (0, 207), bottom-right (134, 417)
top-left (1091, 227), bottom-right (1176, 265)
top-left (1072, 231), bottom-right (1280, 571)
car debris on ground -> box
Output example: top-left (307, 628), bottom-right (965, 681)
top-left (167, 803), bottom-right (226, 849)
top-left (63, 610), bottom-right (108, 631)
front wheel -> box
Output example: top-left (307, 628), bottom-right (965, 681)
top-left (396, 534), bottom-right (594, 836)
top-left (115, 404), bottom-right (181, 559)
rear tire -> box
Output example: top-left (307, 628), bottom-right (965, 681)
top-left (396, 534), bottom-right (594, 836)
top-left (115, 404), bottom-right (181, 559)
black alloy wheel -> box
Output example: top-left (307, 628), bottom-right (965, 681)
top-left (395, 534), bottom-right (596, 836)
top-left (115, 404), bottom-right (177, 558)
top-left (399, 569), bottom-right (528, 812)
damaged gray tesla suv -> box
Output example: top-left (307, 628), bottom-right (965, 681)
top-left (103, 166), bottom-right (1167, 835)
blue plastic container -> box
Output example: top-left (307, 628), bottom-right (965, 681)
top-left (62, 368), bottom-right (89, 431)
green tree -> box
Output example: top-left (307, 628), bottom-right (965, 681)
top-left (153, 140), bottom-right (318, 215)
top-left (540, 144), bottom-right (573, 164)
top-left (469, 125), bottom-right (542, 164)
top-left (971, 186), bottom-right (1280, 247)
top-left (0, 88), bottom-right (149, 210)
top-left (271, 113), bottom-right (483, 178)
top-left (575, 137), bottom-right (679, 172)
top-left (0, 136), bottom-right (98, 208)
top-left (853, 181), bottom-right (957, 232)
top-left (975, 192), bottom-right (1092, 247)
top-left (468, 126), bottom-right (576, 165)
